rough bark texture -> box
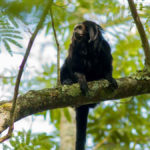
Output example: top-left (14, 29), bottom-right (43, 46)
top-left (1, 76), bottom-right (150, 134)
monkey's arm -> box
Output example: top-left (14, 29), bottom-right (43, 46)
top-left (74, 72), bottom-right (88, 95)
top-left (105, 72), bottom-right (118, 89)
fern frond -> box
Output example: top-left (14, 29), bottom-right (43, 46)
top-left (5, 38), bottom-right (23, 48)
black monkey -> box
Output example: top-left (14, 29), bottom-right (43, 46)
top-left (60, 20), bottom-right (117, 150)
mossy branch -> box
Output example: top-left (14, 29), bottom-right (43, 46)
top-left (1, 76), bottom-right (150, 135)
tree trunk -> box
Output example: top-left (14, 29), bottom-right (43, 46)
top-left (60, 108), bottom-right (76, 150)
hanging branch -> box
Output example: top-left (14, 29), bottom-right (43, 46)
top-left (0, 0), bottom-right (51, 143)
top-left (50, 2), bottom-right (61, 86)
top-left (127, 0), bottom-right (150, 70)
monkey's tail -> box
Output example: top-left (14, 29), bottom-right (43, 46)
top-left (75, 105), bottom-right (89, 150)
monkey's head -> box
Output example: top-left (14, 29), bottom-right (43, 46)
top-left (72, 20), bottom-right (103, 43)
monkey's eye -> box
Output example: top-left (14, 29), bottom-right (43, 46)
top-left (78, 25), bottom-right (82, 30)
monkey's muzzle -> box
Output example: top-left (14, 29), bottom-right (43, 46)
top-left (74, 32), bottom-right (83, 40)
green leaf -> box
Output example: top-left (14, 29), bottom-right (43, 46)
top-left (63, 108), bottom-right (71, 122)
top-left (0, 29), bottom-right (21, 34)
top-left (2, 34), bottom-right (23, 39)
top-left (5, 38), bottom-right (23, 48)
top-left (26, 130), bottom-right (31, 145)
top-left (3, 39), bottom-right (12, 56)
top-left (8, 16), bottom-right (19, 28)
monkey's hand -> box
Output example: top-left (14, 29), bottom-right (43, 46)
top-left (105, 74), bottom-right (118, 90)
top-left (74, 72), bottom-right (88, 95)
top-left (108, 77), bottom-right (118, 90)
top-left (80, 81), bottom-right (88, 96)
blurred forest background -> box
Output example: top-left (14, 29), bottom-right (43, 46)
top-left (0, 0), bottom-right (150, 149)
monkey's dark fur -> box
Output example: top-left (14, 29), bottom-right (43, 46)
top-left (60, 20), bottom-right (117, 150)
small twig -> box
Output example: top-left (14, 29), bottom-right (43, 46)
top-left (127, 0), bottom-right (150, 70)
top-left (0, 75), bottom-right (16, 79)
top-left (0, 0), bottom-right (51, 143)
top-left (50, 2), bottom-right (61, 86)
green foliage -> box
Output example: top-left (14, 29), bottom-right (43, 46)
top-left (35, 63), bottom-right (57, 88)
top-left (88, 96), bottom-right (150, 150)
top-left (113, 32), bottom-right (144, 77)
top-left (0, 0), bottom-right (47, 20)
top-left (1, 76), bottom-right (16, 86)
top-left (50, 109), bottom-right (61, 129)
top-left (63, 107), bottom-right (72, 122)
top-left (1, 0), bottom-right (150, 149)
top-left (0, 12), bottom-right (23, 55)
top-left (3, 130), bottom-right (59, 150)
top-left (49, 108), bottom-right (72, 129)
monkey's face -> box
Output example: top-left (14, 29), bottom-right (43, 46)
top-left (73, 21), bottom-right (102, 42)
top-left (73, 24), bottom-right (87, 40)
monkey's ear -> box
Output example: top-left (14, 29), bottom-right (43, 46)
top-left (88, 25), bottom-right (99, 43)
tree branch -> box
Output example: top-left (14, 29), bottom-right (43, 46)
top-left (1, 76), bottom-right (150, 134)
top-left (0, 0), bottom-right (52, 143)
top-left (50, 2), bottom-right (61, 85)
top-left (127, 0), bottom-right (150, 70)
